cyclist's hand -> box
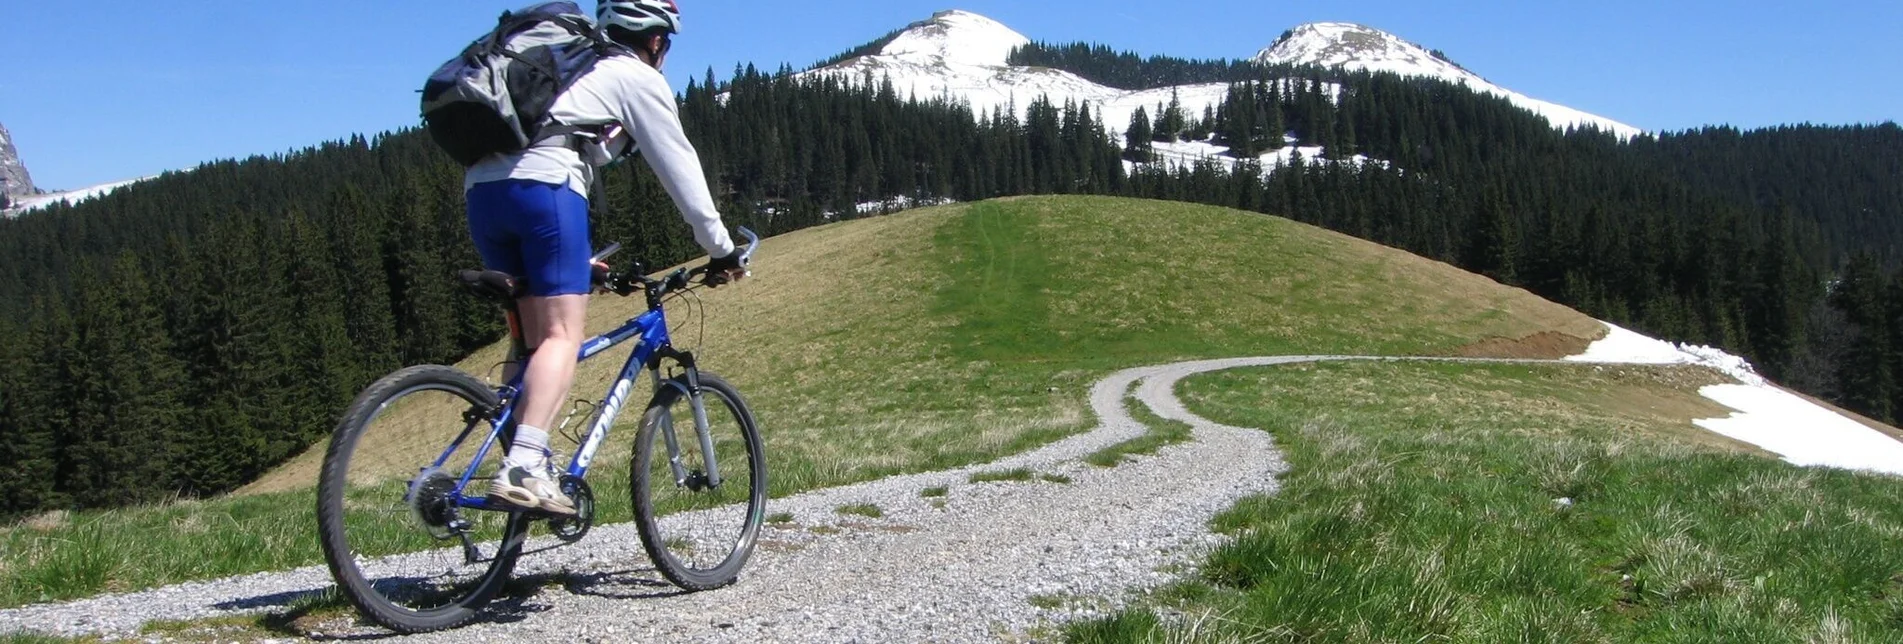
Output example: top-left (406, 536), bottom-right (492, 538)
top-left (702, 251), bottom-right (749, 286)
top-left (590, 260), bottom-right (612, 293)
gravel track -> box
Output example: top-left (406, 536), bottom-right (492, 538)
top-left (0, 357), bottom-right (1333, 642)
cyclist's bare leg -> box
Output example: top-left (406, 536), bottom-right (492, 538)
top-left (515, 293), bottom-right (589, 431)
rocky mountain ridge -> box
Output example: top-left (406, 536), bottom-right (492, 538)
top-left (0, 122), bottom-right (37, 209)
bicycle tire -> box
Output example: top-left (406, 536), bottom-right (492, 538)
top-left (317, 365), bottom-right (528, 633)
top-left (631, 371), bottom-right (767, 590)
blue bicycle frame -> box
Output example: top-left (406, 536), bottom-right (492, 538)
top-left (427, 227), bottom-right (757, 513)
top-left (426, 307), bottom-right (674, 512)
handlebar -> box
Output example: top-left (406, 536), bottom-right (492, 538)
top-left (594, 227), bottom-right (759, 301)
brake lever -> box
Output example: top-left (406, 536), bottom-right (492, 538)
top-left (604, 273), bottom-right (640, 297)
top-left (666, 269), bottom-right (693, 293)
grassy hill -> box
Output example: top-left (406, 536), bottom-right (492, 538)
top-left (245, 194), bottom-right (1604, 496)
top-left (4, 195), bottom-right (1621, 608)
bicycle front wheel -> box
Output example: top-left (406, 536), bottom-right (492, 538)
top-left (316, 365), bottom-right (527, 633)
top-left (631, 371), bottom-right (767, 590)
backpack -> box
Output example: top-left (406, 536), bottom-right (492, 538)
top-left (420, 2), bottom-right (620, 167)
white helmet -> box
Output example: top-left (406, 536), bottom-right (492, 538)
top-left (598, 0), bottom-right (682, 36)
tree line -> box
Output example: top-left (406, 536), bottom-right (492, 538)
top-left (1, 48), bottom-right (1899, 519)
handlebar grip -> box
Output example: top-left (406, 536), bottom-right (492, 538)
top-left (590, 242), bottom-right (622, 264)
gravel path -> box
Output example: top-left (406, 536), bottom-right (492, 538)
top-left (0, 357), bottom-right (1338, 642)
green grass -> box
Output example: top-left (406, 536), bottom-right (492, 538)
top-left (969, 468), bottom-right (1036, 483)
top-left (1, 196), bottom-right (1605, 608)
top-left (1040, 473), bottom-right (1073, 484)
top-left (766, 511), bottom-right (796, 524)
top-left (1028, 593), bottom-right (1069, 610)
top-left (1086, 394), bottom-right (1197, 467)
top-left (835, 503), bottom-right (884, 519)
top-left (920, 486), bottom-right (949, 498)
top-left (1066, 361), bottom-right (1903, 642)
top-left (0, 634), bottom-right (93, 644)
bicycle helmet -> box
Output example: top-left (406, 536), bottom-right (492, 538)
top-left (598, 0), bottom-right (683, 36)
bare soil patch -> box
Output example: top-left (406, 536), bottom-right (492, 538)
top-left (1452, 331), bottom-right (1597, 359)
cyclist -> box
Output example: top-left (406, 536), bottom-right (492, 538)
top-left (464, 0), bottom-right (746, 515)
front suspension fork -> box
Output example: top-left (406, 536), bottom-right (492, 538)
top-left (652, 363), bottom-right (724, 490)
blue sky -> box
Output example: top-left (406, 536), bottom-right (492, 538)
top-left (4, 0), bottom-right (1898, 191)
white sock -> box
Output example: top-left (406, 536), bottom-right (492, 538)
top-left (506, 425), bottom-right (551, 469)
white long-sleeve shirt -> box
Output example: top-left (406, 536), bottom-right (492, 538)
top-left (465, 54), bottom-right (734, 258)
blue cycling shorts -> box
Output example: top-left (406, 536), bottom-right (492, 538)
top-left (466, 179), bottom-right (593, 297)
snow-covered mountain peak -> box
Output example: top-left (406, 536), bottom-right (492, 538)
top-left (875, 10), bottom-right (1029, 68)
top-left (1257, 22), bottom-right (1471, 83)
top-left (1257, 21), bottom-right (1642, 137)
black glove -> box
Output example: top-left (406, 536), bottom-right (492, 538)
top-left (702, 251), bottom-right (748, 285)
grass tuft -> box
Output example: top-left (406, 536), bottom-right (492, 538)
top-left (835, 504), bottom-right (883, 519)
top-left (1066, 610), bottom-right (1161, 644)
top-left (1086, 394), bottom-right (1195, 467)
top-left (0, 634), bottom-right (92, 644)
top-left (1028, 594), bottom-right (1067, 609)
top-left (766, 512), bottom-right (795, 524)
top-left (969, 469), bottom-right (1035, 484)
top-left (920, 486), bottom-right (949, 498)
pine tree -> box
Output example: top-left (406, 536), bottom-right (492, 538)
top-left (1255, 79), bottom-right (1284, 152)
top-left (328, 186), bottom-right (400, 385)
top-left (1888, 268), bottom-right (1903, 421)
top-left (0, 312), bottom-right (62, 519)
top-left (1218, 82), bottom-right (1257, 158)
top-left (15, 295), bottom-right (76, 512)
top-left (1829, 253), bottom-right (1894, 421)
top-left (1153, 88), bottom-right (1187, 143)
top-left (389, 172), bottom-right (460, 366)
top-left (1124, 107), bottom-right (1154, 163)
top-left (173, 218), bottom-right (297, 493)
top-left (283, 209), bottom-right (361, 444)
top-left (62, 253), bottom-right (189, 507)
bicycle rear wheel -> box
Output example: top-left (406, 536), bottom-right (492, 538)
top-left (631, 371), bottom-right (767, 590)
top-left (317, 365), bottom-right (527, 633)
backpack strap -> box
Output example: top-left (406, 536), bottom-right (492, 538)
top-left (530, 124), bottom-right (587, 149)
top-left (529, 123), bottom-right (627, 155)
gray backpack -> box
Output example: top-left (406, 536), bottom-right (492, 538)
top-left (421, 2), bottom-right (621, 166)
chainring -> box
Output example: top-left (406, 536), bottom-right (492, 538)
top-left (548, 475), bottom-right (596, 543)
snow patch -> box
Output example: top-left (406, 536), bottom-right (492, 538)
top-left (1129, 139), bottom-right (1380, 176)
top-left (855, 195), bottom-right (956, 215)
top-left (1696, 386), bottom-right (1903, 476)
top-left (5, 176), bottom-right (156, 216)
top-left (1566, 321), bottom-right (1901, 476)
